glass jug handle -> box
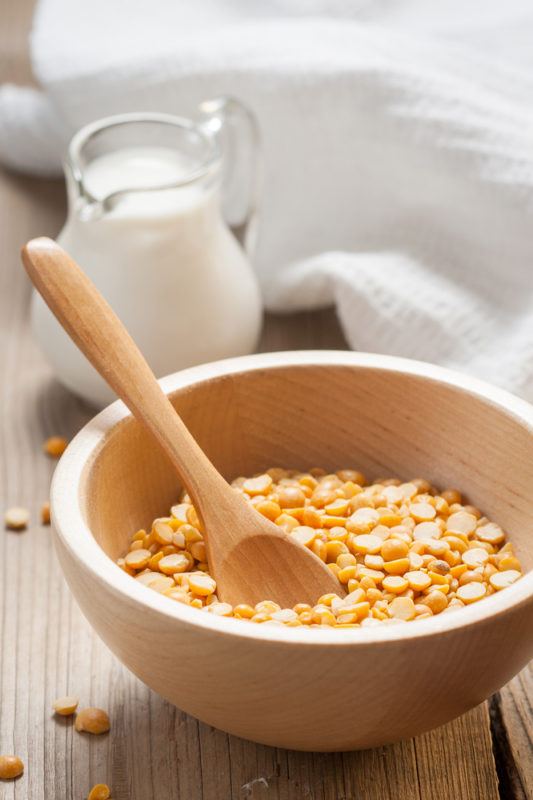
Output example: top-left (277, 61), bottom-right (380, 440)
top-left (198, 97), bottom-right (261, 256)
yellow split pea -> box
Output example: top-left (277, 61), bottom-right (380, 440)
top-left (43, 436), bottom-right (68, 458)
top-left (75, 708), bottom-right (110, 735)
top-left (117, 469), bottom-right (525, 628)
top-left (53, 695), bottom-right (79, 716)
top-left (4, 507), bottom-right (30, 531)
top-left (88, 784), bottom-right (111, 800)
top-left (41, 501), bottom-right (51, 525)
top-left (0, 755), bottom-right (24, 780)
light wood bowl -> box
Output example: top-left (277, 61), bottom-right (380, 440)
top-left (51, 351), bottom-right (533, 751)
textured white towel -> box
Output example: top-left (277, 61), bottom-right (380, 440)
top-left (2, 1), bottom-right (533, 397)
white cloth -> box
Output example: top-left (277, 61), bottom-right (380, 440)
top-left (2, 1), bottom-right (533, 397)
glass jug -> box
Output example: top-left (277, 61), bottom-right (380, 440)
top-left (31, 98), bottom-right (262, 407)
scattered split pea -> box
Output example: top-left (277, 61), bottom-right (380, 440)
top-left (74, 708), bottom-right (110, 735)
top-left (88, 784), bottom-right (111, 800)
top-left (0, 755), bottom-right (24, 780)
top-left (41, 501), bottom-right (51, 525)
top-left (4, 507), bottom-right (30, 530)
top-left (43, 436), bottom-right (68, 458)
top-left (53, 695), bottom-right (79, 716)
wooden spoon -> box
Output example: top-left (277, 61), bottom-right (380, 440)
top-left (22, 237), bottom-right (343, 607)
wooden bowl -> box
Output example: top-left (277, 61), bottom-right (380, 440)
top-left (51, 351), bottom-right (533, 751)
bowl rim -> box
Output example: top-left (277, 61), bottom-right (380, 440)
top-left (51, 350), bottom-right (533, 646)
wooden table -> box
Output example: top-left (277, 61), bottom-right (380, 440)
top-left (0, 3), bottom-right (531, 798)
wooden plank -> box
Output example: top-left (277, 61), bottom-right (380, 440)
top-left (415, 706), bottom-right (500, 800)
top-left (260, 308), bottom-right (348, 353)
top-left (495, 667), bottom-right (533, 799)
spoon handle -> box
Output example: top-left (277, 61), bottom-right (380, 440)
top-left (22, 237), bottom-right (227, 507)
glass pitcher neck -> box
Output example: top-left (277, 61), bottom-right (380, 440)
top-left (66, 112), bottom-right (222, 214)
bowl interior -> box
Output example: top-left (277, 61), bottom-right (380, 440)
top-left (81, 362), bottom-right (533, 570)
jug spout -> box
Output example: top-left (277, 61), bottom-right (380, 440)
top-left (63, 110), bottom-right (223, 222)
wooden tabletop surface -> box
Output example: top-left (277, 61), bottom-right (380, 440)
top-left (0, 2), bottom-right (531, 798)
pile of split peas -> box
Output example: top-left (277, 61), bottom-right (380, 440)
top-left (118, 468), bottom-right (524, 627)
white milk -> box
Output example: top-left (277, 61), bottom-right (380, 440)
top-left (83, 147), bottom-right (192, 200)
top-left (31, 146), bottom-right (262, 406)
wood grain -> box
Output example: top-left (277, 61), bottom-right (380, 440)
top-left (495, 667), bottom-right (533, 798)
top-left (0, 0), bottom-right (529, 796)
